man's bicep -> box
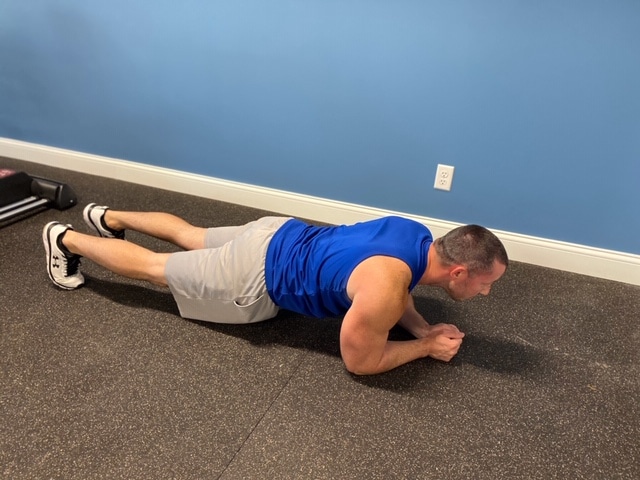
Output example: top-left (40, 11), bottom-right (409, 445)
top-left (339, 281), bottom-right (407, 374)
top-left (339, 301), bottom-right (390, 375)
top-left (340, 256), bottom-right (412, 374)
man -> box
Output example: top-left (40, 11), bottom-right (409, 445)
top-left (43, 203), bottom-right (508, 375)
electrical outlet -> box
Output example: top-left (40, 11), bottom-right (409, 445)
top-left (434, 164), bottom-right (455, 191)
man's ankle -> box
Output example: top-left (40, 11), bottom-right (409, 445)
top-left (56, 230), bottom-right (75, 256)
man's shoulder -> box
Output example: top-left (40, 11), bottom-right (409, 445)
top-left (375, 216), bottom-right (432, 235)
top-left (347, 256), bottom-right (412, 299)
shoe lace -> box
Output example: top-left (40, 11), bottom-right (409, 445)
top-left (65, 254), bottom-right (82, 276)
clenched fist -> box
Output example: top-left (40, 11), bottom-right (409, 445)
top-left (423, 323), bottom-right (465, 362)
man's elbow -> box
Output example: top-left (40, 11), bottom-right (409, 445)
top-left (343, 358), bottom-right (380, 376)
top-left (346, 366), bottom-right (378, 376)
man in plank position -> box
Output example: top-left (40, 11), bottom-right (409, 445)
top-left (43, 204), bottom-right (508, 375)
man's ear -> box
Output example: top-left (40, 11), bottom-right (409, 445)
top-left (449, 265), bottom-right (468, 279)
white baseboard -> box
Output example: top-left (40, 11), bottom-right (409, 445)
top-left (2, 137), bottom-right (639, 286)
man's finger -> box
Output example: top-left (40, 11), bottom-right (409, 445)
top-left (447, 331), bottom-right (465, 339)
top-left (434, 323), bottom-right (461, 334)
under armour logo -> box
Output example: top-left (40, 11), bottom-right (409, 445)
top-left (52, 255), bottom-right (60, 268)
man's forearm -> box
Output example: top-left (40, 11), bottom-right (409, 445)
top-left (397, 299), bottom-right (431, 338)
top-left (351, 338), bottom-right (431, 375)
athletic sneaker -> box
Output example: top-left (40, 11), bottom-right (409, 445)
top-left (42, 222), bottom-right (85, 290)
top-left (83, 203), bottom-right (125, 239)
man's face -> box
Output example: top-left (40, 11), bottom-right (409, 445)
top-left (445, 260), bottom-right (506, 301)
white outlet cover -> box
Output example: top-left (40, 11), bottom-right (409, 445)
top-left (434, 164), bottom-right (455, 191)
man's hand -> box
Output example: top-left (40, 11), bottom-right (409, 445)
top-left (422, 323), bottom-right (464, 362)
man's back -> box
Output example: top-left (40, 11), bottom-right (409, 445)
top-left (265, 216), bottom-right (433, 317)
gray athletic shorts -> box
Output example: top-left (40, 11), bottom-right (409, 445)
top-left (164, 216), bottom-right (292, 324)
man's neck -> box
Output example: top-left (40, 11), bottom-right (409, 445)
top-left (419, 243), bottom-right (451, 287)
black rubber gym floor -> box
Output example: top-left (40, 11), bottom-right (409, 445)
top-left (2, 157), bottom-right (638, 479)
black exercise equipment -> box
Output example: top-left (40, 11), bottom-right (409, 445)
top-left (0, 169), bottom-right (77, 223)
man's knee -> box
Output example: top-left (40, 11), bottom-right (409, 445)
top-left (146, 253), bottom-right (171, 287)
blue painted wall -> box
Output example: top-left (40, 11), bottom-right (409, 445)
top-left (1, 1), bottom-right (639, 253)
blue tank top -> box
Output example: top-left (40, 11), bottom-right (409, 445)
top-left (264, 216), bottom-right (433, 318)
